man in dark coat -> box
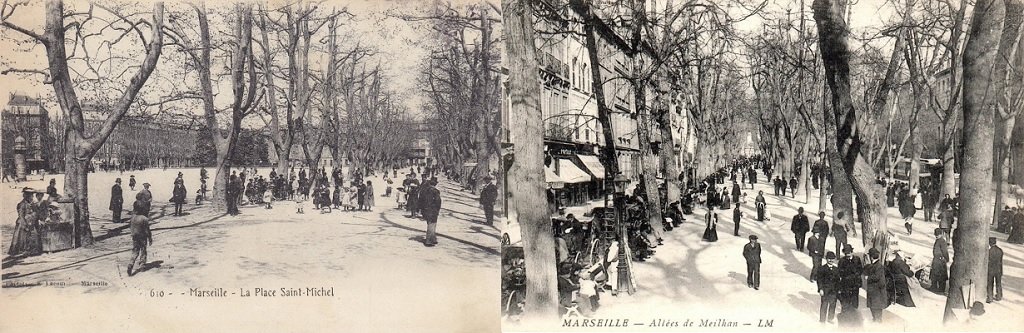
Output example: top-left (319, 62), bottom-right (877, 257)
top-left (731, 181), bottom-right (741, 204)
top-left (864, 248), bottom-right (888, 322)
top-left (227, 175), bottom-right (241, 215)
top-left (743, 235), bottom-right (761, 290)
top-left (837, 244), bottom-right (863, 311)
top-left (136, 183), bottom-right (153, 217)
top-left (773, 176), bottom-right (781, 196)
top-left (808, 231), bottom-right (823, 281)
top-left (419, 179), bottom-right (442, 246)
top-left (755, 191), bottom-right (766, 221)
top-left (791, 207), bottom-right (810, 251)
top-left (479, 175), bottom-right (498, 225)
top-left (732, 203), bottom-right (742, 236)
top-left (747, 167), bottom-right (757, 189)
top-left (812, 211), bottom-right (830, 251)
top-left (929, 228), bottom-right (949, 293)
top-left (789, 176), bottom-right (798, 198)
top-left (818, 251), bottom-right (840, 323)
top-left (110, 178), bottom-right (124, 223)
top-left (887, 250), bottom-right (915, 307)
top-left (988, 237), bottom-right (1003, 303)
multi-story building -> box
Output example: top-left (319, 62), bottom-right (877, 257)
top-left (81, 109), bottom-right (201, 169)
top-left (1, 94), bottom-right (54, 178)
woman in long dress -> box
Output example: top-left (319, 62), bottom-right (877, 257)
top-left (702, 211), bottom-right (719, 242)
top-left (8, 189), bottom-right (41, 256)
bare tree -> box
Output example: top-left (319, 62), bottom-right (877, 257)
top-left (1, 0), bottom-right (165, 245)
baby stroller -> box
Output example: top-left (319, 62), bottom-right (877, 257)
top-left (396, 187), bottom-right (407, 209)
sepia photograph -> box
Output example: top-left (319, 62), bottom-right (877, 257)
top-left (500, 0), bottom-right (1024, 331)
top-left (0, 0), bottom-right (501, 332)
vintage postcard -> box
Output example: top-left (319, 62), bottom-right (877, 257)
top-left (499, 0), bottom-right (1024, 332)
top-left (0, 0), bottom-right (500, 332)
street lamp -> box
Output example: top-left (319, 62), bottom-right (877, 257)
top-left (610, 172), bottom-right (634, 295)
top-left (613, 173), bottom-right (631, 194)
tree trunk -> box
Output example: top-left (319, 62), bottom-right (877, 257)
top-left (941, 124), bottom-right (958, 198)
top-left (64, 143), bottom-right (92, 246)
top-left (1011, 117), bottom-right (1024, 185)
top-left (502, 0), bottom-right (558, 321)
top-left (659, 107), bottom-right (681, 205)
top-left (813, 0), bottom-right (890, 252)
top-left (945, 0), bottom-right (1004, 321)
top-left (801, 135), bottom-right (812, 204)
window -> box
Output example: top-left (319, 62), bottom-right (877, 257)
top-left (571, 58), bottom-right (577, 88)
top-left (586, 129), bottom-right (591, 141)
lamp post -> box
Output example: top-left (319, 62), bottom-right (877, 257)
top-left (611, 173), bottom-right (633, 295)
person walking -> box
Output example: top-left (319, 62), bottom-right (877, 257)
top-left (864, 248), bottom-right (888, 322)
top-left (929, 228), bottom-right (950, 293)
top-left (127, 200), bottom-right (153, 277)
top-left (419, 179), bottom-right (442, 246)
top-left (987, 237), bottom-right (1003, 303)
top-left (812, 211), bottom-right (830, 252)
top-left (743, 235), bottom-right (762, 290)
top-left (808, 231), bottom-right (824, 282)
top-left (887, 249), bottom-right (916, 307)
top-left (755, 191), bottom-right (766, 221)
top-left (732, 203), bottom-right (742, 236)
top-left (110, 178), bottom-right (124, 223)
top-left (789, 176), bottom-right (798, 198)
top-left (791, 207), bottom-right (810, 251)
top-left (480, 175), bottom-right (498, 225)
top-left (171, 182), bottom-right (187, 216)
top-left (837, 244), bottom-right (863, 312)
top-left (129, 175), bottom-right (137, 191)
top-left (136, 183), bottom-right (153, 217)
top-left (701, 211), bottom-right (719, 242)
top-left (731, 181), bottom-right (741, 204)
top-left (818, 252), bottom-right (840, 323)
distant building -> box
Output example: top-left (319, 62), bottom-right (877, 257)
top-left (81, 109), bottom-right (201, 170)
top-left (410, 122), bottom-right (432, 166)
top-left (1, 93), bottom-right (54, 175)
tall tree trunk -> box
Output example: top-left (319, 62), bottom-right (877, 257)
top-left (659, 105), bottom-right (681, 205)
top-left (945, 0), bottom-right (1004, 321)
top-left (813, 0), bottom-right (891, 253)
top-left (502, 0), bottom-right (557, 321)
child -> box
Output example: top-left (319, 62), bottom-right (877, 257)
top-left (127, 201), bottom-right (153, 277)
top-left (295, 192), bottom-right (305, 214)
top-left (263, 187), bottom-right (273, 209)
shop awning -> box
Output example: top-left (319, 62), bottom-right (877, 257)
top-left (557, 158), bottom-right (591, 184)
top-left (545, 165), bottom-right (564, 183)
top-left (576, 154), bottom-right (606, 179)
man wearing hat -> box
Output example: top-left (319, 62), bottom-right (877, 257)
top-left (817, 251), bottom-right (840, 323)
top-left (863, 248), bottom-right (888, 322)
top-left (110, 178), bottom-right (124, 223)
top-left (479, 174), bottom-right (498, 225)
top-left (791, 207), bottom-right (810, 251)
top-left (418, 178), bottom-right (442, 246)
top-left (127, 200), bottom-right (153, 276)
top-left (929, 228), bottom-right (950, 293)
top-left (987, 237), bottom-right (1003, 303)
top-left (743, 235), bottom-right (762, 290)
top-left (808, 231), bottom-right (824, 281)
top-left (136, 182), bottom-right (153, 217)
top-left (837, 244), bottom-right (863, 312)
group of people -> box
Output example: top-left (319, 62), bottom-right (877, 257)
top-left (8, 186), bottom-right (60, 256)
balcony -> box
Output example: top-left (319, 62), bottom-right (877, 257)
top-left (545, 123), bottom-right (574, 142)
top-left (539, 52), bottom-right (570, 81)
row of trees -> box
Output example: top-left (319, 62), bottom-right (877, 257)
top-left (504, 0), bottom-right (1024, 323)
top-left (0, 0), bottom-right (445, 246)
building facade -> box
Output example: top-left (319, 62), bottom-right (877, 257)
top-left (1, 94), bottom-right (54, 177)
